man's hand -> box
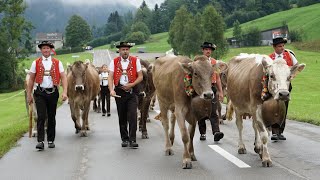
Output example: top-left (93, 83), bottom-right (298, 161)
top-left (110, 90), bottom-right (117, 97)
top-left (218, 92), bottom-right (224, 102)
top-left (121, 83), bottom-right (134, 91)
top-left (27, 94), bottom-right (33, 105)
top-left (61, 92), bottom-right (68, 101)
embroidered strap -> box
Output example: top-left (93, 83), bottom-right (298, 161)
top-left (184, 73), bottom-right (195, 96)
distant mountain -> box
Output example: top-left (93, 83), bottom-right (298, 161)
top-left (24, 0), bottom-right (136, 34)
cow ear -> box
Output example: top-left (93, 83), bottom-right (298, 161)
top-left (213, 60), bottom-right (228, 73)
top-left (179, 62), bottom-right (193, 74)
top-left (262, 57), bottom-right (271, 70)
top-left (289, 63), bottom-right (306, 80)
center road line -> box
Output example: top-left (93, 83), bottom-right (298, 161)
top-left (209, 145), bottom-right (251, 168)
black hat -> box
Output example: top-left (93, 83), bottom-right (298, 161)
top-left (272, 37), bottom-right (287, 45)
top-left (38, 41), bottom-right (55, 49)
top-left (200, 42), bottom-right (216, 50)
top-left (116, 42), bottom-right (133, 48)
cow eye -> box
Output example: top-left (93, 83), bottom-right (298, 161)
top-left (194, 72), bottom-right (198, 77)
top-left (270, 73), bottom-right (275, 79)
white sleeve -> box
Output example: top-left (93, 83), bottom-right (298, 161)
top-left (290, 53), bottom-right (298, 65)
top-left (136, 59), bottom-right (142, 72)
top-left (30, 61), bottom-right (36, 73)
top-left (109, 60), bottom-right (114, 72)
top-left (59, 61), bottom-right (65, 73)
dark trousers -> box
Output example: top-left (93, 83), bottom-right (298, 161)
top-left (34, 87), bottom-right (59, 142)
top-left (100, 85), bottom-right (110, 114)
top-left (272, 83), bottom-right (292, 134)
top-left (114, 87), bottom-right (138, 142)
top-left (198, 85), bottom-right (220, 134)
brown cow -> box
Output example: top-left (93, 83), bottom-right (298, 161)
top-left (226, 54), bottom-right (305, 167)
top-left (153, 55), bottom-right (227, 169)
top-left (67, 61), bottom-right (100, 136)
top-left (137, 59), bottom-right (156, 139)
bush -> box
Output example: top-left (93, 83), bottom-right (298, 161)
top-left (110, 41), bottom-right (116, 49)
top-left (55, 46), bottom-right (84, 55)
top-left (290, 29), bottom-right (304, 42)
top-left (88, 32), bottom-right (122, 47)
top-left (243, 27), bottom-right (261, 46)
top-left (126, 31), bottom-right (146, 45)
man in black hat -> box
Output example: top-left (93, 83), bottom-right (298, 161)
top-left (108, 42), bottom-right (143, 148)
top-left (261, 36), bottom-right (298, 141)
top-left (27, 41), bottom-right (68, 150)
top-left (198, 42), bottom-right (224, 142)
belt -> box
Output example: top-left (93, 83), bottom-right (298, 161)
top-left (115, 85), bottom-right (133, 94)
top-left (37, 86), bottom-right (57, 94)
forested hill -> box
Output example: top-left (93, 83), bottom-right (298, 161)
top-left (24, 0), bottom-right (135, 33)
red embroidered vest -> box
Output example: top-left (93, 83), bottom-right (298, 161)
top-left (113, 56), bottom-right (138, 86)
top-left (35, 57), bottom-right (61, 86)
top-left (269, 50), bottom-right (293, 66)
top-left (210, 58), bottom-right (217, 84)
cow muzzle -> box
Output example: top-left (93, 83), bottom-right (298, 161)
top-left (75, 85), bottom-right (85, 91)
top-left (275, 90), bottom-right (290, 101)
top-left (201, 91), bottom-right (214, 100)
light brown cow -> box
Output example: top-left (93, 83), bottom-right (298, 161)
top-left (67, 61), bottom-right (100, 136)
top-left (153, 55), bottom-right (227, 169)
top-left (226, 54), bottom-right (305, 167)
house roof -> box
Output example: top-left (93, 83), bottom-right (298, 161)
top-left (36, 33), bottom-right (63, 41)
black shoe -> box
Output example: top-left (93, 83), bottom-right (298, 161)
top-left (107, 113), bottom-right (111, 117)
top-left (129, 141), bottom-right (139, 148)
top-left (200, 134), bottom-right (206, 141)
top-left (271, 134), bottom-right (279, 140)
top-left (278, 134), bottom-right (286, 140)
top-left (121, 141), bottom-right (129, 147)
top-left (48, 141), bottom-right (55, 148)
top-left (102, 113), bottom-right (106, 116)
top-left (214, 132), bottom-right (224, 142)
top-left (36, 142), bottom-right (44, 150)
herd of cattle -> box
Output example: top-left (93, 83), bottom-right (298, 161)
top-left (24, 53), bottom-right (305, 169)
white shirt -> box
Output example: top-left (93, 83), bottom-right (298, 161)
top-left (109, 57), bottom-right (142, 85)
top-left (275, 51), bottom-right (298, 65)
top-left (99, 72), bottom-right (109, 86)
top-left (30, 56), bottom-right (64, 88)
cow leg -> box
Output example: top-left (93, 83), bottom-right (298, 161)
top-left (141, 97), bottom-right (151, 139)
top-left (80, 103), bottom-right (90, 137)
top-left (169, 111), bottom-right (176, 146)
top-left (188, 122), bottom-right (197, 161)
top-left (255, 106), bottom-right (272, 167)
top-left (217, 101), bottom-right (224, 125)
top-left (252, 119), bottom-right (262, 155)
top-left (93, 97), bottom-right (97, 112)
top-left (70, 101), bottom-right (81, 134)
top-left (235, 111), bottom-right (246, 154)
top-left (150, 94), bottom-right (156, 110)
top-left (159, 105), bottom-right (173, 156)
top-left (97, 94), bottom-right (101, 113)
top-left (175, 107), bottom-right (192, 169)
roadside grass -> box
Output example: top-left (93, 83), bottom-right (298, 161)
top-left (95, 32), bottom-right (171, 53)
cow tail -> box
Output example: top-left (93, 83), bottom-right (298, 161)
top-left (226, 100), bottom-right (234, 121)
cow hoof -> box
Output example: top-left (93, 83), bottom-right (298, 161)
top-left (238, 148), bottom-right (247, 154)
top-left (165, 149), bottom-right (174, 156)
top-left (75, 129), bottom-right (80, 134)
top-left (262, 159), bottom-right (272, 167)
top-left (141, 133), bottom-right (149, 139)
top-left (182, 161), bottom-right (192, 169)
top-left (86, 127), bottom-right (90, 131)
top-left (80, 131), bottom-right (87, 137)
top-left (97, 110), bottom-right (101, 113)
top-left (139, 127), bottom-right (142, 131)
top-left (254, 147), bottom-right (261, 154)
top-left (147, 118), bottom-right (151, 123)
top-left (191, 154), bottom-right (197, 161)
top-left (222, 114), bottom-right (226, 120)
top-left (32, 132), bottom-right (37, 137)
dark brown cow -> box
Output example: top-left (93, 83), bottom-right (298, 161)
top-left (137, 59), bottom-right (156, 139)
top-left (153, 55), bottom-right (227, 169)
top-left (226, 53), bottom-right (305, 167)
top-left (67, 61), bottom-right (100, 136)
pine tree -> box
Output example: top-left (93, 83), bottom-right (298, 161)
top-left (233, 20), bottom-right (242, 47)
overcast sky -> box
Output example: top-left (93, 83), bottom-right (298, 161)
top-left (26, 0), bottom-right (165, 8)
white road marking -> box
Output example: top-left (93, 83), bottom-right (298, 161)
top-left (209, 145), bottom-right (251, 168)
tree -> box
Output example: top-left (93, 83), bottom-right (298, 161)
top-left (168, 6), bottom-right (192, 54)
top-left (1, 0), bottom-right (33, 89)
top-left (180, 17), bottom-right (203, 57)
top-left (201, 5), bottom-right (228, 58)
top-left (126, 31), bottom-right (146, 45)
top-left (0, 31), bottom-right (15, 90)
top-left (130, 21), bottom-right (151, 40)
top-left (134, 1), bottom-right (152, 28)
top-left (243, 27), bottom-right (261, 46)
top-left (65, 15), bottom-right (92, 47)
top-left (105, 11), bottom-right (124, 36)
top-left (233, 20), bottom-right (243, 47)
top-left (150, 4), bottom-right (163, 34)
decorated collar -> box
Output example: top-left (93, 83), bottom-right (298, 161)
top-left (184, 73), bottom-right (195, 96)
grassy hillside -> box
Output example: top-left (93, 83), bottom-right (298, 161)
top-left (225, 3), bottom-right (320, 41)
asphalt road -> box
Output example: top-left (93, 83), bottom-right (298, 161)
top-left (0, 50), bottom-right (319, 180)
